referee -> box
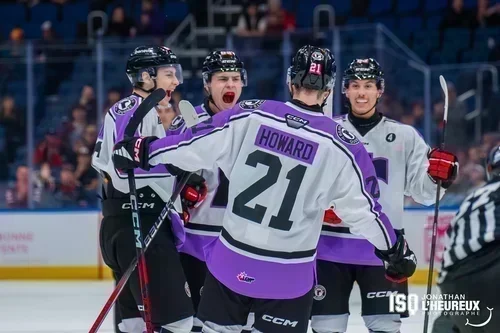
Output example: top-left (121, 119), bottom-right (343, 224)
top-left (433, 144), bottom-right (500, 333)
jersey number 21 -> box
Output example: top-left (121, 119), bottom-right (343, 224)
top-left (232, 150), bottom-right (306, 232)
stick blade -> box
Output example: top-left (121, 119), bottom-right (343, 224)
top-left (124, 89), bottom-right (166, 138)
top-left (178, 100), bottom-right (200, 128)
top-left (439, 75), bottom-right (449, 122)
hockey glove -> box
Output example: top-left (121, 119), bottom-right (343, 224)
top-left (323, 207), bottom-right (342, 225)
top-left (374, 234), bottom-right (417, 283)
top-left (181, 173), bottom-right (208, 209)
top-left (112, 136), bottom-right (158, 171)
top-left (428, 148), bottom-right (458, 188)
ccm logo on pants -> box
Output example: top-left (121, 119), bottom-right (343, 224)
top-left (262, 315), bottom-right (298, 327)
top-left (366, 291), bottom-right (399, 298)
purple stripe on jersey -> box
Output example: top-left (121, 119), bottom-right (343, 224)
top-left (205, 238), bottom-right (315, 299)
top-left (168, 210), bottom-right (186, 250)
top-left (316, 234), bottom-right (384, 266)
top-left (255, 125), bottom-right (318, 165)
top-left (149, 105), bottom-right (250, 158)
top-left (179, 232), bottom-right (218, 262)
top-left (116, 164), bottom-right (171, 177)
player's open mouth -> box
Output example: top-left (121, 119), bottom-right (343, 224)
top-left (223, 92), bottom-right (235, 104)
top-left (166, 90), bottom-right (173, 98)
top-left (356, 99), bottom-right (368, 104)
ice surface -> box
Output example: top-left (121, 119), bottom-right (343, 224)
top-left (0, 281), bottom-right (436, 332)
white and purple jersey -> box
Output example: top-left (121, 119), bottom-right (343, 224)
top-left (92, 93), bottom-right (182, 212)
top-left (148, 99), bottom-right (396, 299)
top-left (317, 114), bottom-right (444, 266)
top-left (167, 101), bottom-right (228, 262)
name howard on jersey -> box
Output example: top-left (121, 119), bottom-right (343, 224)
top-left (256, 125), bottom-right (318, 164)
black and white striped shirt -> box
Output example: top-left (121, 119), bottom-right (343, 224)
top-left (438, 179), bottom-right (500, 283)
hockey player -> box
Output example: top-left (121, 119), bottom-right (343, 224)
top-left (111, 45), bottom-right (417, 333)
top-left (92, 45), bottom-right (207, 333)
top-left (433, 144), bottom-right (500, 333)
top-left (310, 58), bottom-right (459, 333)
top-left (168, 50), bottom-right (248, 333)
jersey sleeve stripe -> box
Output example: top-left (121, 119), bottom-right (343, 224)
top-left (150, 112), bottom-right (252, 159)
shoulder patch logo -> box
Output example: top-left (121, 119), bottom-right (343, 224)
top-left (239, 99), bottom-right (265, 110)
top-left (386, 133), bottom-right (396, 142)
top-left (113, 96), bottom-right (138, 115)
top-left (285, 114), bottom-right (309, 129)
top-left (336, 124), bottom-right (359, 145)
top-left (314, 284), bottom-right (327, 301)
top-left (168, 115), bottom-right (185, 131)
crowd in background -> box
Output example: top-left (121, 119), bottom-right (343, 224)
top-left (1, 0), bottom-right (500, 209)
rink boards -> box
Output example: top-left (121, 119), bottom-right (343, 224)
top-left (0, 209), bottom-right (457, 284)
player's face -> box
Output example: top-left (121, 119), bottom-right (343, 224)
top-left (345, 79), bottom-right (381, 117)
top-left (207, 71), bottom-right (243, 112)
top-left (155, 66), bottom-right (180, 104)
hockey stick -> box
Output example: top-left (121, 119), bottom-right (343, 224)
top-left (423, 75), bottom-right (449, 333)
top-left (89, 95), bottom-right (200, 333)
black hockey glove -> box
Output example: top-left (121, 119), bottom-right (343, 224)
top-left (112, 136), bottom-right (158, 171)
top-left (374, 234), bottom-right (417, 283)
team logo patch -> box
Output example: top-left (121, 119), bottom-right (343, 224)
top-left (314, 284), bottom-right (326, 301)
top-left (169, 115), bottom-right (185, 131)
top-left (239, 99), bottom-right (265, 110)
top-left (237, 272), bottom-right (255, 284)
top-left (311, 51), bottom-right (324, 61)
top-left (113, 96), bottom-right (138, 115)
top-left (386, 133), bottom-right (396, 142)
top-left (336, 124), bottom-right (359, 145)
top-left (185, 282), bottom-right (191, 298)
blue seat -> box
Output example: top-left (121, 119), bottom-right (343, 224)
top-left (424, 0), bottom-right (448, 12)
top-left (63, 2), bottom-right (89, 23)
top-left (375, 16), bottom-right (397, 31)
top-left (369, 0), bottom-right (393, 15)
top-left (426, 15), bottom-right (442, 29)
top-left (30, 3), bottom-right (58, 24)
top-left (443, 28), bottom-right (471, 50)
top-left (165, 1), bottom-right (189, 22)
top-left (396, 0), bottom-right (421, 13)
top-left (1, 4), bottom-right (25, 23)
top-left (399, 16), bottom-right (423, 33)
top-left (331, 0), bottom-right (351, 16)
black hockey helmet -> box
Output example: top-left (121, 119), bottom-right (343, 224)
top-left (486, 144), bottom-right (500, 180)
top-left (342, 58), bottom-right (384, 93)
top-left (126, 46), bottom-right (183, 88)
top-left (202, 50), bottom-right (247, 86)
top-left (287, 45), bottom-right (336, 91)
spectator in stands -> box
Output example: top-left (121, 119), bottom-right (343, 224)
top-left (65, 105), bottom-right (88, 149)
top-left (73, 146), bottom-right (98, 203)
top-left (0, 96), bottom-right (24, 164)
top-left (34, 128), bottom-right (68, 168)
top-left (103, 88), bottom-right (122, 115)
top-left (36, 162), bottom-right (56, 192)
top-left (411, 101), bottom-right (425, 135)
top-left (37, 21), bottom-right (64, 96)
top-left (236, 1), bottom-right (266, 37)
top-left (264, 0), bottom-right (295, 35)
top-left (463, 164), bottom-right (487, 194)
top-left (136, 0), bottom-right (165, 36)
top-left (107, 5), bottom-right (135, 38)
top-left (477, 0), bottom-right (500, 27)
top-left (5, 166), bottom-right (42, 208)
top-left (53, 164), bottom-right (87, 208)
top-left (8, 26), bottom-right (24, 57)
top-left (441, 0), bottom-right (476, 29)
top-left (75, 85), bottom-right (97, 122)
